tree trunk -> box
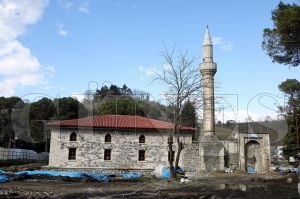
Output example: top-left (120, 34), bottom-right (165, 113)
top-left (169, 140), bottom-right (184, 180)
top-left (174, 142), bottom-right (183, 176)
top-left (168, 135), bottom-right (175, 179)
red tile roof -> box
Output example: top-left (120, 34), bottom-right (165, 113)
top-left (46, 115), bottom-right (195, 132)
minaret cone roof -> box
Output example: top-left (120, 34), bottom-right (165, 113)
top-left (203, 26), bottom-right (212, 46)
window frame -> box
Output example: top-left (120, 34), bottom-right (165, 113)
top-left (139, 135), bottom-right (145, 144)
top-left (70, 132), bottom-right (77, 141)
top-left (138, 150), bottom-right (146, 161)
top-left (68, 148), bottom-right (76, 160)
top-left (104, 149), bottom-right (112, 161)
top-left (105, 134), bottom-right (111, 143)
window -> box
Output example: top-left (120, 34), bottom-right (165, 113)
top-left (105, 134), bottom-right (111, 142)
top-left (139, 135), bottom-right (145, 143)
top-left (70, 132), bottom-right (77, 141)
top-left (168, 151), bottom-right (175, 162)
top-left (68, 148), bottom-right (76, 160)
top-left (138, 150), bottom-right (145, 161)
top-left (104, 149), bottom-right (111, 160)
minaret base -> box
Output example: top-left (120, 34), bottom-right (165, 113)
top-left (199, 135), bottom-right (224, 171)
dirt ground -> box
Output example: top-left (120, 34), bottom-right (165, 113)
top-left (1, 164), bottom-right (300, 199)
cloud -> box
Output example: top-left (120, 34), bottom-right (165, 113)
top-left (132, 3), bottom-right (137, 9)
top-left (211, 37), bottom-right (223, 45)
top-left (64, 2), bottom-right (73, 9)
top-left (138, 66), bottom-right (144, 72)
top-left (46, 65), bottom-right (55, 72)
top-left (70, 93), bottom-right (85, 102)
top-left (145, 67), bottom-right (160, 76)
top-left (0, 0), bottom-right (52, 97)
top-left (137, 66), bottom-right (161, 78)
top-left (211, 37), bottom-right (233, 50)
top-left (162, 64), bottom-right (172, 71)
top-left (77, 0), bottom-right (90, 13)
top-left (221, 41), bottom-right (234, 50)
top-left (58, 0), bottom-right (72, 9)
top-left (215, 109), bottom-right (277, 123)
top-left (57, 23), bottom-right (68, 36)
top-left (0, 0), bottom-right (49, 43)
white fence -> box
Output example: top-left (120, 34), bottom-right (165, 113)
top-left (0, 147), bottom-right (49, 161)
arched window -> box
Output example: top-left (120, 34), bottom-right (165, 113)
top-left (70, 132), bottom-right (77, 141)
top-left (105, 134), bottom-right (111, 142)
top-left (139, 135), bottom-right (145, 143)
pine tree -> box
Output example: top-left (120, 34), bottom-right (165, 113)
top-left (283, 111), bottom-right (300, 158)
top-left (279, 79), bottom-right (300, 158)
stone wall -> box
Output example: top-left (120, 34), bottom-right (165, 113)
top-left (221, 140), bottom-right (239, 169)
top-left (198, 136), bottom-right (225, 171)
top-left (43, 166), bottom-right (155, 175)
top-left (48, 127), bottom-right (195, 172)
top-left (181, 143), bottom-right (199, 173)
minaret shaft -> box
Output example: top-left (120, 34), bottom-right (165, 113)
top-left (202, 74), bottom-right (215, 135)
top-left (200, 26), bottom-right (217, 136)
top-left (203, 45), bottom-right (213, 62)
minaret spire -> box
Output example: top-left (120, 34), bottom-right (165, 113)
top-left (202, 25), bottom-right (213, 63)
top-left (203, 25), bottom-right (212, 46)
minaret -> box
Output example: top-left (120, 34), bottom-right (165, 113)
top-left (200, 26), bottom-right (217, 137)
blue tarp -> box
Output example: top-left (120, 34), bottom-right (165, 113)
top-left (161, 166), bottom-right (184, 179)
top-left (0, 170), bottom-right (143, 183)
top-left (292, 169), bottom-right (299, 174)
top-left (0, 170), bottom-right (5, 174)
top-left (120, 173), bottom-right (143, 179)
top-left (278, 168), bottom-right (299, 175)
top-left (279, 170), bottom-right (285, 175)
top-left (14, 170), bottom-right (112, 183)
top-left (81, 173), bottom-right (112, 183)
top-left (248, 167), bottom-right (255, 173)
top-left (15, 171), bottom-right (85, 178)
top-left (0, 176), bottom-right (11, 183)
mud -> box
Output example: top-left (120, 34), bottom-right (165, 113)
top-left (0, 171), bottom-right (300, 199)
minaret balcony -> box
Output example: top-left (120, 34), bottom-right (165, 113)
top-left (200, 62), bottom-right (217, 74)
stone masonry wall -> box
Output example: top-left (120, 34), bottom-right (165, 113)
top-left (221, 140), bottom-right (239, 169)
top-left (48, 127), bottom-right (195, 173)
top-left (181, 143), bottom-right (199, 173)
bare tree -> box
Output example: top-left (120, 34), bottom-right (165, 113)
top-left (83, 89), bottom-right (95, 116)
top-left (132, 89), bottom-right (150, 100)
top-left (84, 89), bottom-right (94, 101)
top-left (150, 43), bottom-right (203, 179)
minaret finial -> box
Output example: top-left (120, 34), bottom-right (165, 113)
top-left (203, 25), bottom-right (212, 46)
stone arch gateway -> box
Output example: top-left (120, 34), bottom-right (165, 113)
top-left (239, 133), bottom-right (270, 172)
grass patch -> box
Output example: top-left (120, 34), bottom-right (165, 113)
top-left (0, 159), bottom-right (41, 168)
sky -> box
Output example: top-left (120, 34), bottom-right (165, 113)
top-left (0, 0), bottom-right (300, 123)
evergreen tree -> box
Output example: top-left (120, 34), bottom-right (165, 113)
top-left (279, 79), bottom-right (300, 158)
top-left (180, 100), bottom-right (199, 140)
top-left (262, 1), bottom-right (300, 67)
top-left (283, 111), bottom-right (299, 158)
top-left (98, 99), bottom-right (161, 119)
